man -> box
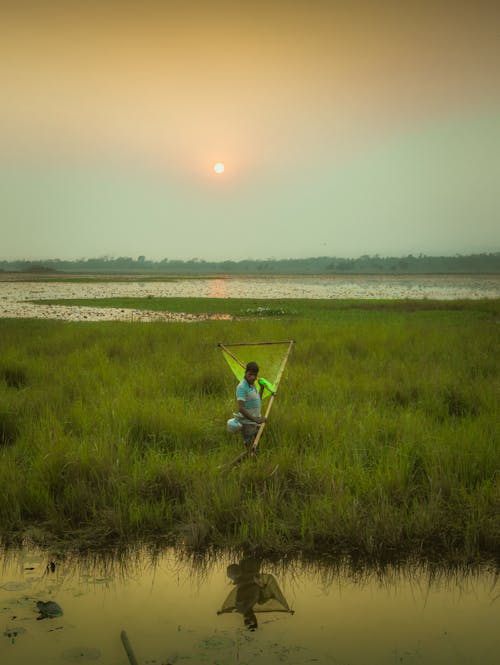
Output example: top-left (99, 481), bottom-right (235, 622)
top-left (236, 361), bottom-right (267, 448)
top-left (217, 556), bottom-right (294, 629)
top-left (226, 558), bottom-right (261, 631)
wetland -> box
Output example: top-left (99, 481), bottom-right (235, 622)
top-left (0, 294), bottom-right (498, 562)
top-left (0, 276), bottom-right (498, 663)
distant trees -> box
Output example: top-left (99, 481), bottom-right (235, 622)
top-left (0, 253), bottom-right (499, 275)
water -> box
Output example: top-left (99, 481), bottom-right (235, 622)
top-left (0, 275), bottom-right (499, 322)
top-left (1, 548), bottom-right (498, 665)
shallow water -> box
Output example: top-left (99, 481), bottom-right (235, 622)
top-left (0, 275), bottom-right (499, 322)
top-left (0, 548), bottom-right (498, 665)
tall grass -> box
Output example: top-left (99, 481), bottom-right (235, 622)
top-left (0, 300), bottom-right (498, 563)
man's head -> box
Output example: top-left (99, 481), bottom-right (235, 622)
top-left (227, 564), bottom-right (242, 582)
top-left (244, 361), bottom-right (259, 384)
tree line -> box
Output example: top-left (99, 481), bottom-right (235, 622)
top-left (1, 253), bottom-right (499, 275)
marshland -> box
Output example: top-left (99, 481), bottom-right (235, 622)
top-left (4, 1), bottom-right (500, 659)
top-left (1, 296), bottom-right (498, 564)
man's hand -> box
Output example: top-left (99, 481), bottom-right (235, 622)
top-left (255, 416), bottom-right (267, 424)
top-left (258, 378), bottom-right (276, 395)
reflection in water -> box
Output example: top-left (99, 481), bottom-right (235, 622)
top-left (209, 278), bottom-right (227, 298)
top-left (218, 557), bottom-right (294, 631)
top-left (0, 547), bottom-right (498, 665)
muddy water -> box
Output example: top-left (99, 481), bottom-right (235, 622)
top-left (0, 549), bottom-right (498, 665)
top-left (0, 274), bottom-right (499, 322)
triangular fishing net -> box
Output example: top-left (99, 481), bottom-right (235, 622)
top-left (219, 341), bottom-right (292, 399)
top-left (218, 574), bottom-right (293, 614)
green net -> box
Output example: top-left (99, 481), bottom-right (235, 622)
top-left (219, 342), bottom-right (291, 398)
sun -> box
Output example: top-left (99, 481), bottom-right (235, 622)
top-left (213, 162), bottom-right (225, 174)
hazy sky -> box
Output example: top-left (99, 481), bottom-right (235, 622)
top-left (1, 1), bottom-right (499, 261)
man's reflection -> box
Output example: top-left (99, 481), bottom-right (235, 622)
top-left (217, 557), bottom-right (294, 631)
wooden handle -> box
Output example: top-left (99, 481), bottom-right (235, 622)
top-left (121, 631), bottom-right (140, 665)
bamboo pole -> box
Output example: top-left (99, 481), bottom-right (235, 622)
top-left (219, 340), bottom-right (292, 347)
top-left (249, 339), bottom-right (294, 456)
top-left (120, 630), bottom-right (140, 665)
top-left (218, 343), bottom-right (246, 369)
top-left (222, 447), bottom-right (250, 469)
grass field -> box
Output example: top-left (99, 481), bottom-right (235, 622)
top-left (0, 298), bottom-right (498, 563)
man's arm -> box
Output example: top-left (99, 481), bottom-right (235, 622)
top-left (237, 400), bottom-right (266, 424)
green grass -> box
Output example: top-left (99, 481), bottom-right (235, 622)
top-left (0, 299), bottom-right (498, 564)
top-left (31, 296), bottom-right (500, 318)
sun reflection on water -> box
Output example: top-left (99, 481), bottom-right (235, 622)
top-left (208, 278), bottom-right (228, 298)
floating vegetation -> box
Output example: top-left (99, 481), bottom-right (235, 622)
top-left (0, 581), bottom-right (31, 592)
top-left (3, 626), bottom-right (26, 643)
top-left (242, 306), bottom-right (295, 316)
top-left (62, 647), bottom-right (101, 662)
top-left (198, 635), bottom-right (235, 649)
top-left (36, 600), bottom-right (63, 620)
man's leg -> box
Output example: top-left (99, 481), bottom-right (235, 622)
top-left (241, 423), bottom-right (259, 449)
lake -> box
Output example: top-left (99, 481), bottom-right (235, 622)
top-left (1, 274), bottom-right (499, 322)
top-left (0, 548), bottom-right (498, 665)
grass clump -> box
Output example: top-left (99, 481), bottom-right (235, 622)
top-left (0, 299), bottom-right (498, 564)
top-left (0, 364), bottom-right (29, 389)
top-left (0, 410), bottom-right (19, 446)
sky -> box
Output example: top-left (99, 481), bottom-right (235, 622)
top-left (1, 0), bottom-right (499, 262)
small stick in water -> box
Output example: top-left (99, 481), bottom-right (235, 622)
top-left (120, 630), bottom-right (140, 665)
